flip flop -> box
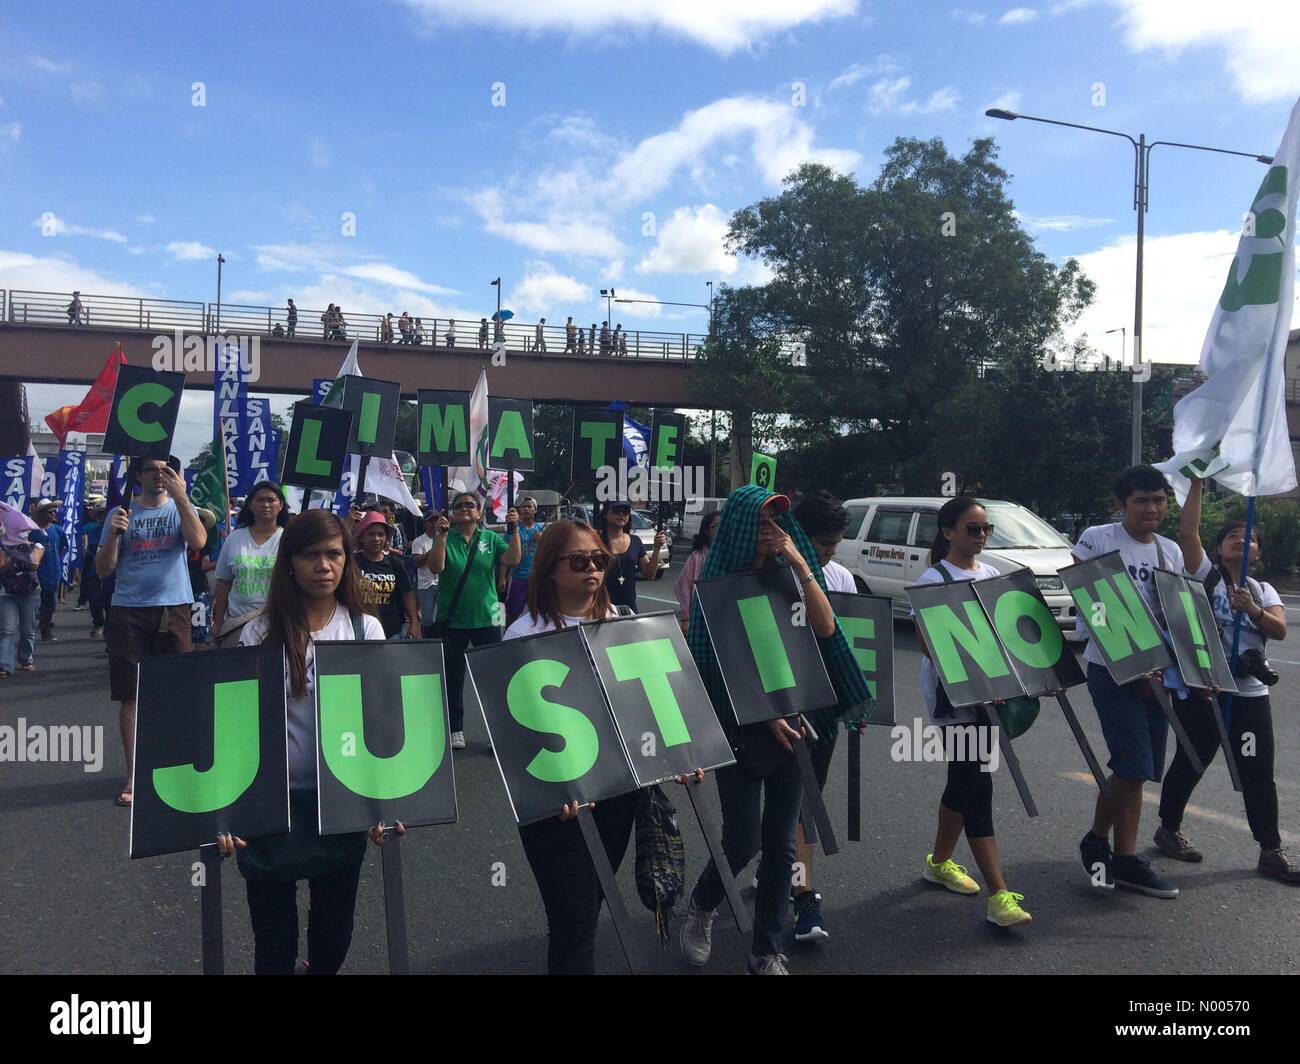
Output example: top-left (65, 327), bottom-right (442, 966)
top-left (116, 790), bottom-right (133, 807)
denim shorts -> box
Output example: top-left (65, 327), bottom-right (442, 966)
top-left (1086, 662), bottom-right (1169, 782)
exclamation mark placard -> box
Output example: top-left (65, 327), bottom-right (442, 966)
top-left (1179, 590), bottom-right (1212, 671)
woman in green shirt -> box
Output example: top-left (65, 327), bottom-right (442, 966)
top-left (428, 491), bottom-right (520, 749)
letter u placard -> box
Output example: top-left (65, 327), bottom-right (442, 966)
top-left (130, 644), bottom-right (288, 859)
top-left (314, 641), bottom-right (457, 834)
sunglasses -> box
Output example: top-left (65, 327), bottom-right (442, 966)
top-left (452, 500), bottom-right (479, 511)
top-left (560, 550), bottom-right (611, 572)
top-left (963, 523), bottom-right (995, 538)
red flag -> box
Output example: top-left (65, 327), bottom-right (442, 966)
top-left (46, 343), bottom-right (126, 445)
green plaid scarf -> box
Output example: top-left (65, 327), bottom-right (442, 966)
top-left (687, 484), bottom-right (873, 736)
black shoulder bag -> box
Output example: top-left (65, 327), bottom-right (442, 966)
top-left (436, 529), bottom-right (482, 637)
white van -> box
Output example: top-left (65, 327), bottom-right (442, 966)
top-left (681, 497), bottom-right (727, 542)
top-left (834, 497), bottom-right (1079, 634)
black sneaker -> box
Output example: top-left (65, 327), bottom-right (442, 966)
top-left (1112, 855), bottom-right (1179, 898)
top-left (1080, 832), bottom-right (1115, 891)
top-left (792, 891), bottom-right (829, 942)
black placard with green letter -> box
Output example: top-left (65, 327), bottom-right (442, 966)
top-left (416, 389), bottom-right (470, 466)
top-left (906, 580), bottom-right (1025, 707)
top-left (649, 412), bottom-right (687, 470)
top-left (130, 644), bottom-right (288, 859)
top-left (693, 566), bottom-right (836, 725)
top-left (1061, 551), bottom-right (1172, 685)
top-left (1153, 569), bottom-right (1238, 693)
top-left (971, 569), bottom-right (1086, 696)
top-left (570, 408), bottom-right (623, 488)
top-left (466, 625), bottom-right (638, 826)
top-left (102, 364), bottom-right (185, 459)
top-left (581, 611), bottom-right (735, 786)
top-left (314, 641), bottom-right (457, 834)
top-left (341, 376), bottom-right (400, 457)
top-left (826, 591), bottom-right (895, 725)
top-left (281, 401), bottom-right (353, 491)
top-left (488, 396), bottom-right (535, 471)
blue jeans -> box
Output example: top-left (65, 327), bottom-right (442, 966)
top-left (691, 754), bottom-right (804, 958)
top-left (0, 591), bottom-right (39, 671)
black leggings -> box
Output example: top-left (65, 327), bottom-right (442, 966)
top-left (244, 862), bottom-right (363, 975)
top-left (517, 790), bottom-right (639, 975)
top-left (939, 722), bottom-right (995, 840)
top-left (1159, 692), bottom-right (1280, 851)
top-left (441, 624), bottom-right (502, 732)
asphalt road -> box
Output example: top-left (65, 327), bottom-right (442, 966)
top-left (3, 554), bottom-right (1299, 975)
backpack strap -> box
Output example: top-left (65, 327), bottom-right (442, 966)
top-left (1154, 536), bottom-right (1167, 570)
top-left (351, 611), bottom-right (365, 641)
top-left (936, 560), bottom-right (954, 584)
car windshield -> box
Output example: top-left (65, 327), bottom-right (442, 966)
top-left (982, 503), bottom-right (1072, 549)
top-left (630, 511), bottom-right (653, 530)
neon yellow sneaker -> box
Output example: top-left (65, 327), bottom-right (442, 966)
top-left (987, 890), bottom-right (1032, 927)
top-left (923, 854), bottom-right (980, 895)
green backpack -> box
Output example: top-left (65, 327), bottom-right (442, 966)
top-left (935, 561), bottom-right (1039, 739)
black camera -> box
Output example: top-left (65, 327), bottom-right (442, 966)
top-left (1235, 648), bottom-right (1279, 687)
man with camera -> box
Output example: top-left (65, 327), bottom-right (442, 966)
top-left (1156, 475), bottom-right (1298, 883)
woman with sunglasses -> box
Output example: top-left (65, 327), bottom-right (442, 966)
top-left (218, 509), bottom-right (393, 975)
top-left (596, 500), bottom-right (664, 613)
top-left (913, 496), bottom-right (1031, 927)
top-left (428, 491), bottom-right (520, 749)
top-left (505, 520), bottom-right (699, 973)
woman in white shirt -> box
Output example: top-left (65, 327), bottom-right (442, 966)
top-left (211, 481), bottom-right (289, 645)
top-left (1158, 477), bottom-right (1298, 882)
top-left (216, 509), bottom-right (392, 975)
top-left (913, 496), bottom-right (1031, 927)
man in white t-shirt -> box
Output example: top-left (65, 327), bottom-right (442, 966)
top-left (1073, 465), bottom-right (1184, 900)
top-left (410, 511), bottom-right (442, 638)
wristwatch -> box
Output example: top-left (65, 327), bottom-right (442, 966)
top-left (799, 570), bottom-right (817, 586)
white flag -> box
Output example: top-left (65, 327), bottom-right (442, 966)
top-left (487, 469), bottom-right (526, 521)
top-left (448, 370), bottom-right (489, 503)
top-left (320, 340), bottom-right (361, 409)
top-left (1157, 96), bottom-right (1300, 502)
top-left (349, 452), bottom-right (423, 517)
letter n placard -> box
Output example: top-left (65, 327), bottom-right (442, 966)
top-left (314, 641), bottom-right (456, 834)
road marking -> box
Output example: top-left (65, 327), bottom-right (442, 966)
top-left (1059, 771), bottom-right (1298, 845)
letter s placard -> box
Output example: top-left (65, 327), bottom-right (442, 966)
top-left (465, 626), bottom-right (638, 825)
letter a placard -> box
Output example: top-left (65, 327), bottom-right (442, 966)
top-left (102, 364), bottom-right (185, 459)
top-left (281, 401), bottom-right (353, 491)
top-left (693, 567), bottom-right (836, 724)
top-left (130, 644), bottom-right (288, 859)
top-left (465, 626), bottom-right (638, 826)
top-left (582, 611), bottom-right (735, 786)
top-left (314, 641), bottom-right (457, 834)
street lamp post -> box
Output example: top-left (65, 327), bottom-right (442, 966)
top-left (986, 108), bottom-right (1271, 466)
top-left (215, 253), bottom-right (225, 333)
top-left (599, 288), bottom-right (616, 329)
top-left (1104, 326), bottom-right (1127, 372)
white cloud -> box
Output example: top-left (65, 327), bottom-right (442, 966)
top-left (0, 122), bottom-right (21, 143)
top-left (28, 55), bottom-right (73, 74)
top-left (868, 77), bottom-right (959, 116)
top-left (637, 204), bottom-right (737, 275)
top-left (338, 262), bottom-right (459, 295)
top-left (999, 7), bottom-right (1039, 23)
top-left (1107, 0), bottom-right (1300, 102)
top-left (509, 262), bottom-right (590, 318)
top-left (165, 240), bottom-right (219, 261)
top-left (901, 86), bottom-right (960, 115)
top-left (395, 0), bottom-right (858, 54)
top-left (1068, 228), bottom-right (1300, 364)
top-left (950, 8), bottom-right (987, 23)
top-left (135, 213), bottom-right (157, 225)
top-left (473, 189), bottom-right (626, 258)
top-left (1016, 211), bottom-right (1114, 232)
top-left (828, 56), bottom-right (899, 92)
top-left (33, 215), bottom-right (127, 243)
top-left (986, 90), bottom-right (1022, 113)
top-left (604, 287), bottom-right (664, 321)
top-left (69, 81), bottom-right (104, 104)
top-left (0, 249), bottom-right (149, 298)
top-left (308, 135), bottom-right (330, 169)
top-left (226, 289), bottom-right (276, 304)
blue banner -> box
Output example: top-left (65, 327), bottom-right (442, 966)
top-left (214, 339), bottom-right (250, 497)
top-left (420, 465), bottom-right (444, 512)
top-left (106, 455), bottom-right (130, 510)
top-left (57, 450), bottom-right (84, 582)
top-left (0, 456), bottom-right (37, 513)
top-left (623, 415), bottom-right (650, 468)
top-left (243, 396), bottom-right (276, 490)
top-left (312, 378), bottom-right (332, 405)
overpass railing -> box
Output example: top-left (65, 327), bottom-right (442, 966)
top-left (1, 288), bottom-right (725, 361)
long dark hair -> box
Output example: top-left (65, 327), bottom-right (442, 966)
top-left (527, 520), bottom-right (612, 630)
top-left (236, 481), bottom-right (291, 528)
top-left (260, 509), bottom-right (369, 697)
top-left (692, 510), bottom-right (720, 553)
top-left (930, 495), bottom-right (984, 566)
top-left (1212, 519), bottom-right (1261, 585)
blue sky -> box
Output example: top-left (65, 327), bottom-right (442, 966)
top-left (3, 0), bottom-right (1299, 462)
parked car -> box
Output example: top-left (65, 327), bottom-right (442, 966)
top-left (556, 505), bottom-right (670, 575)
top-left (681, 497), bottom-right (728, 542)
top-left (834, 496), bottom-right (1079, 635)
